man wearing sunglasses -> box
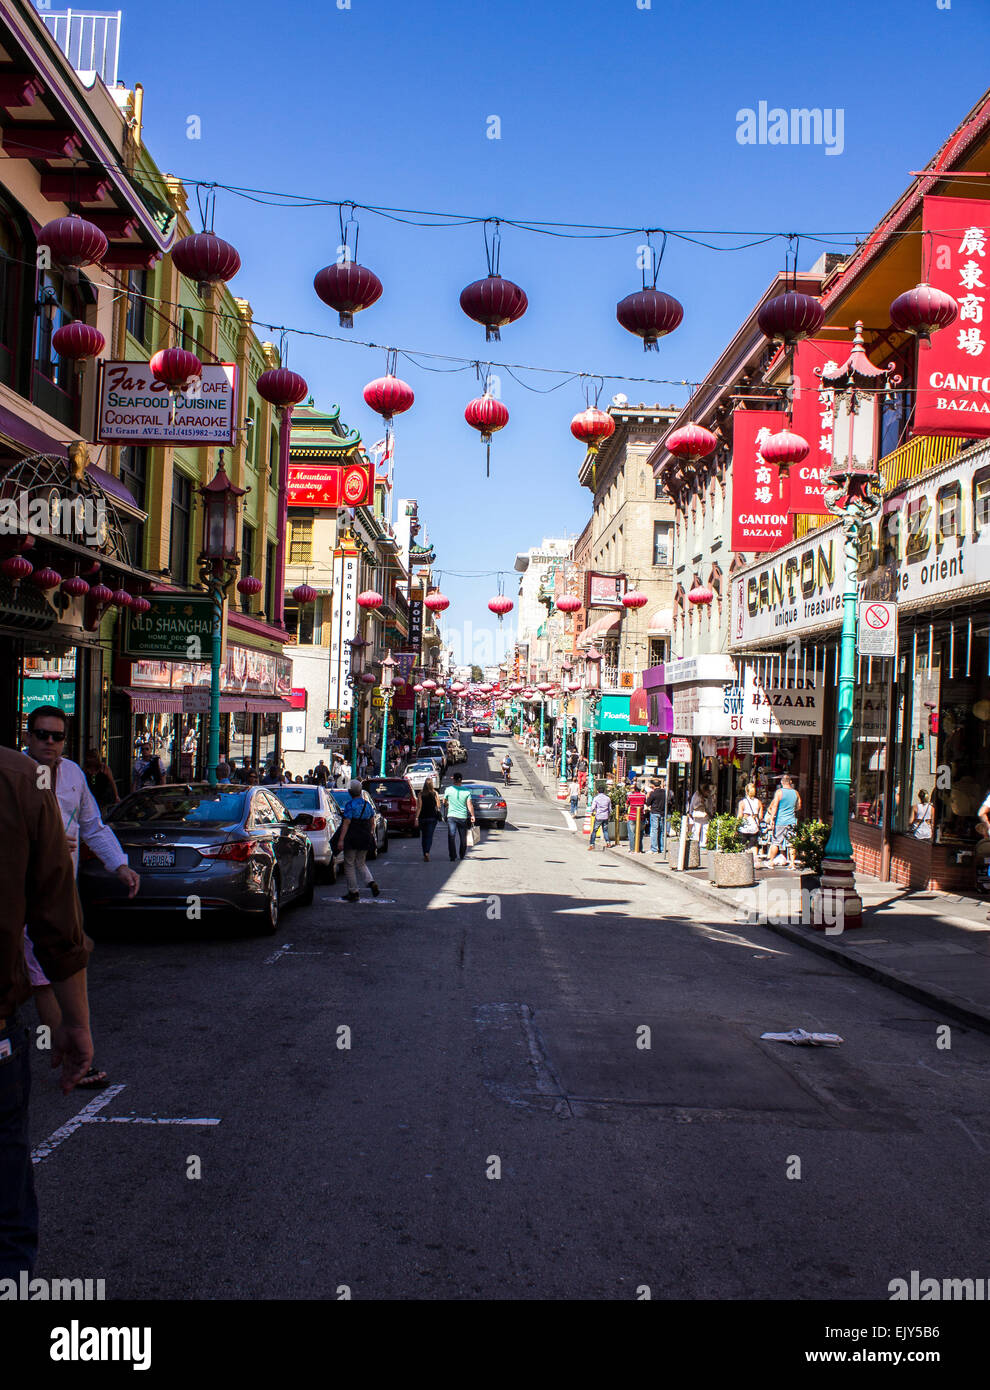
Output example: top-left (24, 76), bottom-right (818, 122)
top-left (23, 707), bottom-right (138, 1088)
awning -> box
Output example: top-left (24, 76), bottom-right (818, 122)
top-left (648, 608), bottom-right (673, 635)
top-left (119, 687), bottom-right (182, 714)
top-left (119, 690), bottom-right (293, 715)
top-left (577, 612), bottom-right (621, 647)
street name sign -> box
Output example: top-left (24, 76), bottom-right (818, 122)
top-left (610, 739), bottom-right (638, 751)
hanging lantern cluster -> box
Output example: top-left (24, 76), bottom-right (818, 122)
top-left (688, 585), bottom-right (714, 606)
top-left (556, 594), bottom-right (581, 613)
top-left (488, 594), bottom-right (513, 623)
top-left (570, 406), bottom-right (615, 454)
top-left (616, 230), bottom-right (683, 352)
top-left (666, 422), bottom-right (718, 463)
top-left (51, 322), bottom-right (105, 362)
top-left (357, 589), bottom-right (384, 609)
top-left (150, 347), bottom-right (202, 391)
top-left (460, 220), bottom-right (528, 341)
top-left (314, 204), bottom-right (383, 328)
top-left (363, 371), bottom-right (414, 421)
top-left (236, 575), bottom-right (263, 597)
top-left (759, 427), bottom-right (809, 497)
top-left (757, 290), bottom-right (825, 346)
top-left (292, 584), bottom-right (318, 605)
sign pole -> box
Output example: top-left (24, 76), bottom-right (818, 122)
top-left (207, 579), bottom-right (224, 787)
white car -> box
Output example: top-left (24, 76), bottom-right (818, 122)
top-left (404, 760), bottom-right (443, 792)
top-left (269, 783), bottom-right (343, 882)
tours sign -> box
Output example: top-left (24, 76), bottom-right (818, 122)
top-left (124, 594), bottom-right (214, 659)
top-left (914, 197), bottom-right (990, 438)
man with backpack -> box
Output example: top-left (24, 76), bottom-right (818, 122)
top-left (588, 785), bottom-right (613, 850)
top-left (338, 779), bottom-right (380, 903)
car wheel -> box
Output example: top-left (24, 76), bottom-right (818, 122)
top-left (299, 851), bottom-right (315, 906)
top-left (259, 872), bottom-right (280, 934)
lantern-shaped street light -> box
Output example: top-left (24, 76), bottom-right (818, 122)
top-left (379, 650), bottom-right (396, 774)
top-left (813, 322), bottom-right (899, 931)
top-left (197, 453), bottom-right (247, 785)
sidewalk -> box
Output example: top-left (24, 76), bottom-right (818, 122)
top-left (516, 738), bottom-right (990, 1036)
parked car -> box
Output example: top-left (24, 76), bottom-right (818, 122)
top-left (419, 743), bottom-right (448, 772)
top-left (362, 775), bottom-right (418, 834)
top-left (79, 783), bottom-right (314, 933)
top-left (458, 782), bottom-right (508, 828)
top-left (404, 759), bottom-right (443, 793)
top-left (472, 723), bottom-right (491, 736)
top-left (328, 788), bottom-right (389, 857)
top-left (269, 782), bottom-right (342, 880)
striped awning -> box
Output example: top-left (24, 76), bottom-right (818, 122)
top-left (576, 611), bottom-right (621, 647)
top-left (648, 608), bottom-right (673, 635)
top-left (120, 690), bottom-right (292, 715)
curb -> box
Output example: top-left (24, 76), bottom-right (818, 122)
top-left (516, 747), bottom-right (990, 1037)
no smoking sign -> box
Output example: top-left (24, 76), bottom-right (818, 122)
top-left (858, 599), bottom-right (897, 657)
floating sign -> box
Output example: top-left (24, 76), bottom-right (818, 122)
top-left (287, 462), bottom-right (374, 508)
top-left (182, 688), bottom-right (210, 714)
top-left (669, 737), bottom-right (693, 763)
top-left (97, 362), bottom-right (236, 445)
top-left (124, 594), bottom-right (214, 659)
top-left (586, 571), bottom-right (627, 608)
top-left (858, 599), bottom-right (897, 656)
top-left (790, 338), bottom-right (851, 515)
top-left (730, 408), bottom-right (792, 552)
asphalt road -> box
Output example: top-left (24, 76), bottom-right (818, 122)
top-left (27, 732), bottom-right (990, 1300)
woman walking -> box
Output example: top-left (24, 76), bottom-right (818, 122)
top-left (414, 776), bottom-right (442, 861)
top-left (339, 779), bottom-right (380, 902)
top-left (736, 781), bottom-right (764, 860)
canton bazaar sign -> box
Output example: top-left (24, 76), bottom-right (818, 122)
top-left (732, 443), bottom-right (990, 644)
top-left (730, 408), bottom-right (793, 552)
top-left (97, 362), bottom-right (236, 445)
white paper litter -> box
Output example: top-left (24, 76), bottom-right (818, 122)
top-left (760, 1029), bottom-right (844, 1046)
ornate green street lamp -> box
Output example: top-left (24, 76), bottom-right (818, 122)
top-left (379, 650), bottom-right (396, 775)
top-left (347, 633), bottom-right (369, 774)
top-left (196, 453), bottom-right (246, 786)
top-left (813, 323), bottom-right (899, 929)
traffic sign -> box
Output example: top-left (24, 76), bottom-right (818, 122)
top-left (858, 599), bottom-right (897, 657)
top-left (610, 739), bottom-right (638, 751)
top-left (669, 737), bottom-right (693, 764)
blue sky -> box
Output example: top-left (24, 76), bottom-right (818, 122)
top-left (111, 0), bottom-right (989, 657)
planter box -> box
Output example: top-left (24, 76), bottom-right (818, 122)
top-left (669, 839), bottom-right (700, 870)
top-left (711, 851), bottom-right (755, 888)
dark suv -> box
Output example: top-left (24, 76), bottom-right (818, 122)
top-left (363, 775), bottom-right (418, 834)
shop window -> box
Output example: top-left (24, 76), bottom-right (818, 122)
top-left (936, 483), bottom-right (962, 543)
top-left (264, 541), bottom-right (276, 616)
top-left (119, 446), bottom-right (148, 569)
top-left (169, 470), bottom-right (193, 585)
top-left (653, 522), bottom-right (672, 567)
top-left (974, 468), bottom-right (990, 535)
top-left (269, 426), bottom-right (278, 489)
top-left (851, 678), bottom-right (888, 826)
top-left (905, 496), bottom-right (931, 558)
top-left (125, 269), bottom-right (147, 345)
top-left (879, 337), bottom-right (916, 458)
top-left (881, 512), bottom-right (900, 565)
top-left (856, 522), bottom-right (876, 578)
top-left (239, 522), bottom-right (255, 612)
top-left (33, 270), bottom-right (86, 426)
top-left (285, 602), bottom-right (315, 645)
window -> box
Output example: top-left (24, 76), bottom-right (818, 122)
top-left (239, 522), bottom-right (255, 612)
top-left (975, 469), bottom-right (990, 534)
top-left (125, 269), bottom-right (147, 344)
top-left (181, 311), bottom-right (194, 352)
top-left (119, 446), bottom-right (148, 568)
top-left (264, 541), bottom-right (276, 616)
top-left (653, 522), bottom-right (672, 566)
top-left (284, 601), bottom-right (315, 645)
top-left (936, 483), bottom-right (961, 542)
top-left (0, 211), bottom-right (25, 388)
top-left (169, 471), bottom-right (193, 585)
top-left (648, 637), bottom-right (666, 666)
top-left (905, 496), bottom-right (931, 557)
top-left (33, 270), bottom-right (85, 426)
top-left (289, 517), bottom-right (313, 563)
top-left (269, 426), bottom-right (278, 489)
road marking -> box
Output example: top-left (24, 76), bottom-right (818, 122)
top-left (264, 942), bottom-right (294, 964)
top-left (32, 1084), bottom-right (221, 1164)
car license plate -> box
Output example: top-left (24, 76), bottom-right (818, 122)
top-left (383, 800), bottom-right (396, 810)
top-left (142, 849), bottom-right (175, 868)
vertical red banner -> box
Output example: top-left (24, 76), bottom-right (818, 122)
top-left (730, 408), bottom-right (792, 552)
top-left (914, 196), bottom-right (990, 438)
top-left (790, 338), bottom-right (851, 514)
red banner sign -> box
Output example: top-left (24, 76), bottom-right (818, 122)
top-left (730, 408), bottom-right (792, 553)
top-left (287, 462), bottom-right (374, 508)
top-left (914, 196), bottom-right (990, 438)
top-left (790, 338), bottom-right (850, 514)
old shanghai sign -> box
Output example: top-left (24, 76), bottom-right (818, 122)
top-left (97, 362), bottom-right (237, 445)
top-left (730, 408), bottom-right (793, 552)
top-left (124, 594), bottom-right (214, 659)
top-left (287, 461), bottom-right (374, 508)
top-left (913, 197), bottom-right (990, 438)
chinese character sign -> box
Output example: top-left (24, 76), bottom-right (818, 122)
top-left (790, 339), bottom-right (850, 514)
top-left (914, 196), bottom-right (990, 438)
top-left (730, 409), bottom-right (792, 552)
top-left (327, 550), bottom-right (358, 714)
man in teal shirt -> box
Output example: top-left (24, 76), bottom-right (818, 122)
top-left (442, 773), bottom-right (477, 861)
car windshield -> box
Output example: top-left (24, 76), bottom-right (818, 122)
top-left (107, 787), bottom-right (248, 826)
top-left (365, 779), bottom-right (412, 798)
top-left (270, 787), bottom-right (320, 811)
top-left (408, 763), bottom-right (435, 772)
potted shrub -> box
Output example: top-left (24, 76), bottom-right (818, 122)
top-left (792, 819), bottom-right (830, 890)
top-left (708, 813), bottom-right (755, 888)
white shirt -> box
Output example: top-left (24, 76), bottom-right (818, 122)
top-left (49, 756), bottom-right (128, 875)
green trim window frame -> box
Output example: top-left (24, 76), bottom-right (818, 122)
top-left (239, 521), bottom-right (255, 612)
top-left (125, 268), bottom-right (148, 345)
top-left (169, 469), bottom-right (193, 586)
top-left (118, 445), bottom-right (148, 569)
top-left (974, 467), bottom-right (990, 536)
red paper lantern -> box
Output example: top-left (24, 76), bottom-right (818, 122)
top-left (666, 422), bottom-right (718, 461)
top-left (313, 261), bottom-right (383, 327)
top-left (622, 590), bottom-right (648, 609)
top-left (257, 369), bottom-right (308, 408)
top-left (759, 428), bottom-right (810, 471)
top-left (60, 574), bottom-right (89, 599)
top-left (31, 567), bottom-right (62, 590)
top-left (556, 594), bottom-right (581, 613)
top-left (465, 394), bottom-right (509, 441)
top-left (237, 575), bottom-right (263, 596)
top-left (51, 322), bottom-right (105, 361)
top-left (110, 588), bottom-right (133, 609)
top-left (292, 584), bottom-right (318, 605)
top-left (421, 678), bottom-right (438, 690)
top-left (616, 287), bottom-right (683, 351)
top-left (459, 275), bottom-right (528, 341)
top-left (150, 348), bottom-right (202, 391)
top-left (536, 682), bottom-right (552, 693)
top-left (89, 583), bottom-right (113, 607)
top-left (424, 591), bottom-right (450, 613)
top-left (360, 671), bottom-right (376, 685)
top-left (38, 215), bottom-right (107, 271)
top-left (488, 596), bottom-right (513, 616)
top-left (570, 407), bottom-right (615, 452)
top-left (757, 291), bottom-right (825, 345)
top-left (2, 554), bottom-right (32, 583)
top-left (357, 590), bottom-right (383, 609)
top-left (171, 231), bottom-right (241, 293)
top-left (688, 585), bottom-right (714, 606)
top-left (363, 374), bottom-right (414, 421)
top-left (130, 595), bottom-right (151, 615)
top-left (509, 681), bottom-right (524, 692)
top-left (890, 282), bottom-right (958, 343)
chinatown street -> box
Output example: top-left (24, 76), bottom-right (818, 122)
top-left (25, 734), bottom-right (990, 1302)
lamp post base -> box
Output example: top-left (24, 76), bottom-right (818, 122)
top-left (810, 855), bottom-right (864, 933)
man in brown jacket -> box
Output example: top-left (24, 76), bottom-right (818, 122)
top-left (0, 746), bottom-right (93, 1278)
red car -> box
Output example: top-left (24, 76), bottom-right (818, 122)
top-left (473, 722), bottom-right (491, 736)
top-left (362, 776), bottom-right (418, 834)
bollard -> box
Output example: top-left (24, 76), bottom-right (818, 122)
top-left (635, 806), bottom-right (642, 853)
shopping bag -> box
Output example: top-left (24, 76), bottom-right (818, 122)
top-left (467, 824), bottom-right (480, 847)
